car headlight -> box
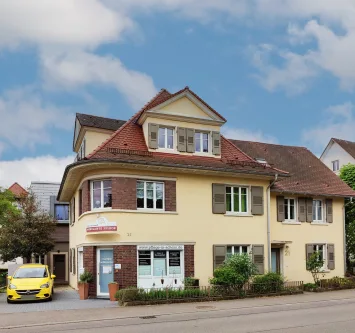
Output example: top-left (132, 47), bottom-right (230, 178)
top-left (8, 284), bottom-right (17, 290)
top-left (40, 283), bottom-right (50, 289)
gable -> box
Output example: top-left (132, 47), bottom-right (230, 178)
top-left (157, 96), bottom-right (215, 120)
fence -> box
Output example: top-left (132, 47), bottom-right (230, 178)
top-left (117, 281), bottom-right (304, 304)
top-left (319, 277), bottom-right (355, 290)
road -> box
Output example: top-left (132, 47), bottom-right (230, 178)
top-left (2, 291), bottom-right (355, 332)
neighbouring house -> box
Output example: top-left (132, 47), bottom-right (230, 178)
top-left (30, 182), bottom-right (70, 284)
top-left (320, 138), bottom-right (355, 174)
top-left (57, 87), bottom-right (355, 298)
top-left (0, 183), bottom-right (27, 269)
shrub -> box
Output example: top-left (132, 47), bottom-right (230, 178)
top-left (115, 287), bottom-right (142, 305)
top-left (79, 271), bottom-right (94, 284)
top-left (251, 273), bottom-right (284, 294)
top-left (184, 277), bottom-right (199, 288)
top-left (210, 254), bottom-right (257, 289)
top-left (304, 283), bottom-right (318, 291)
top-left (306, 251), bottom-right (325, 285)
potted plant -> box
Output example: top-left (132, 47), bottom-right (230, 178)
top-left (78, 271), bottom-right (94, 300)
top-left (108, 282), bottom-right (119, 301)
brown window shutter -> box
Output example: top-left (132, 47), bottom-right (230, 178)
top-left (73, 249), bottom-right (76, 275)
top-left (306, 244), bottom-right (314, 264)
top-left (277, 196), bottom-right (285, 222)
top-left (186, 128), bottom-right (195, 153)
top-left (69, 249), bottom-right (72, 273)
top-left (212, 184), bottom-right (226, 214)
top-left (326, 199), bottom-right (333, 223)
top-left (251, 186), bottom-right (264, 215)
top-left (298, 198), bottom-right (306, 222)
top-left (306, 198), bottom-right (313, 222)
top-left (327, 244), bottom-right (335, 270)
top-left (213, 245), bottom-right (226, 270)
top-left (148, 123), bottom-right (159, 149)
top-left (212, 132), bottom-right (221, 155)
top-left (253, 245), bottom-right (264, 274)
top-left (177, 128), bottom-right (187, 152)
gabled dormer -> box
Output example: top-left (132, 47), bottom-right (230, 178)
top-left (137, 87), bottom-right (226, 158)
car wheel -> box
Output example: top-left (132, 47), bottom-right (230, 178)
top-left (7, 298), bottom-right (12, 304)
top-left (47, 295), bottom-right (53, 302)
top-left (52, 287), bottom-right (54, 295)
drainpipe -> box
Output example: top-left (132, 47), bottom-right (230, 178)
top-left (267, 174), bottom-right (278, 272)
top-left (343, 201), bottom-right (346, 276)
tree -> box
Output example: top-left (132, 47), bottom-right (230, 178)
top-left (306, 251), bottom-right (325, 285)
top-left (0, 188), bottom-right (20, 226)
top-left (0, 192), bottom-right (56, 263)
top-left (339, 164), bottom-right (355, 271)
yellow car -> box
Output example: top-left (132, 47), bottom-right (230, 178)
top-left (7, 264), bottom-right (55, 303)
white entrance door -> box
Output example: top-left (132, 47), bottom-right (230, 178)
top-left (96, 248), bottom-right (114, 296)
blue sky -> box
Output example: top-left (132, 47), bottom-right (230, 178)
top-left (0, 0), bottom-right (355, 187)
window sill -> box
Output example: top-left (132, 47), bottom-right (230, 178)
top-left (282, 221), bottom-right (301, 225)
top-left (224, 213), bottom-right (253, 217)
top-left (311, 222), bottom-right (329, 226)
top-left (57, 220), bottom-right (70, 224)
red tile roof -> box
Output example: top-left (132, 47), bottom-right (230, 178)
top-left (332, 138), bottom-right (355, 159)
top-left (230, 140), bottom-right (355, 197)
top-left (8, 182), bottom-right (28, 197)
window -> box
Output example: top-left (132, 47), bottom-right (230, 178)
top-left (332, 160), bottom-right (340, 171)
top-left (226, 245), bottom-right (250, 259)
top-left (92, 180), bottom-right (112, 209)
top-left (78, 190), bottom-right (83, 216)
top-left (54, 204), bottom-right (69, 221)
top-left (138, 250), bottom-right (182, 276)
top-left (78, 249), bottom-right (84, 278)
top-left (78, 139), bottom-right (86, 160)
top-left (158, 127), bottom-right (174, 149)
top-left (71, 198), bottom-right (75, 224)
top-left (313, 200), bottom-right (323, 222)
top-left (137, 181), bottom-right (164, 210)
top-left (34, 255), bottom-right (45, 265)
top-left (195, 132), bottom-right (209, 153)
top-left (313, 244), bottom-right (326, 269)
top-left (226, 186), bottom-right (248, 213)
top-left (284, 198), bottom-right (296, 220)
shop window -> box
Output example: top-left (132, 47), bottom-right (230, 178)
top-left (138, 251), bottom-right (151, 276)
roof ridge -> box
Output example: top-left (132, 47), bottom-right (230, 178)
top-left (76, 112), bottom-right (125, 123)
top-left (333, 137), bottom-right (355, 144)
top-left (229, 139), bottom-right (308, 150)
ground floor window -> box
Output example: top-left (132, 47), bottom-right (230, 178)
top-left (313, 244), bottom-right (326, 268)
top-left (226, 245), bottom-right (250, 259)
top-left (77, 249), bottom-right (84, 278)
top-left (34, 255), bottom-right (45, 264)
top-left (138, 250), bottom-right (182, 277)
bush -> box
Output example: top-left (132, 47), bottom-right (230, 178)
top-left (304, 283), bottom-right (318, 291)
top-left (210, 254), bottom-right (257, 289)
top-left (79, 271), bottom-right (94, 284)
top-left (251, 273), bottom-right (284, 293)
top-left (184, 277), bottom-right (199, 288)
top-left (115, 287), bottom-right (142, 305)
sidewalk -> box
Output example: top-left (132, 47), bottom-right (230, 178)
top-left (1, 289), bottom-right (355, 329)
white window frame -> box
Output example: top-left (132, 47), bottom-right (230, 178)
top-left (284, 198), bottom-right (296, 221)
top-left (313, 199), bottom-right (324, 222)
top-left (332, 160), bottom-right (340, 172)
top-left (54, 203), bottom-right (70, 223)
top-left (91, 180), bottom-right (112, 210)
top-left (137, 180), bottom-right (165, 210)
top-left (78, 139), bottom-right (86, 160)
top-left (226, 186), bottom-right (249, 214)
top-left (77, 248), bottom-right (84, 280)
top-left (226, 245), bottom-right (251, 258)
top-left (158, 127), bottom-right (174, 150)
top-left (194, 131), bottom-right (209, 153)
top-left (313, 244), bottom-right (327, 270)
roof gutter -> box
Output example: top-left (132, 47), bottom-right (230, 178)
top-left (267, 173), bottom-right (278, 272)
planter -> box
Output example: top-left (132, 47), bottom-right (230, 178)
top-left (78, 282), bottom-right (89, 300)
top-left (108, 283), bottom-right (119, 301)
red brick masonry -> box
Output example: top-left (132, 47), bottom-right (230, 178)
top-left (165, 180), bottom-right (177, 211)
top-left (184, 245), bottom-right (195, 278)
top-left (112, 177), bottom-right (137, 210)
top-left (113, 245), bottom-right (137, 289)
top-left (81, 180), bottom-right (91, 214)
top-left (83, 246), bottom-right (97, 297)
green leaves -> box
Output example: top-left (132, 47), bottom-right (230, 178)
top-left (306, 251), bottom-right (325, 284)
top-left (0, 188), bottom-right (20, 227)
top-left (340, 164), bottom-right (355, 190)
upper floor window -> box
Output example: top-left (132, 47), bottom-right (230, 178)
top-left (284, 198), bottom-right (295, 220)
top-left (158, 127), bottom-right (174, 149)
top-left (92, 180), bottom-right (112, 209)
top-left (332, 160), bottom-right (339, 172)
top-left (226, 186), bottom-right (248, 214)
top-left (137, 181), bottom-right (164, 210)
top-left (313, 200), bottom-right (323, 222)
top-left (78, 139), bottom-right (86, 160)
top-left (55, 204), bottom-right (69, 221)
top-left (195, 132), bottom-right (209, 153)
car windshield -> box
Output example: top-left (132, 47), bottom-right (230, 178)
top-left (13, 267), bottom-right (48, 279)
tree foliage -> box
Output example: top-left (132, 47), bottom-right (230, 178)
top-left (0, 188), bottom-right (20, 226)
top-left (0, 192), bottom-right (56, 263)
top-left (306, 251), bottom-right (325, 285)
top-left (340, 163), bottom-right (355, 271)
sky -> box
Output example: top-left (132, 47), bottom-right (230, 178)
top-left (1, 0), bottom-right (355, 188)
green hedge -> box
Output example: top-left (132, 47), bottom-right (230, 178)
top-left (251, 273), bottom-right (284, 294)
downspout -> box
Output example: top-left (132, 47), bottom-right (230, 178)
top-left (343, 201), bottom-right (346, 276)
top-left (267, 174), bottom-right (278, 272)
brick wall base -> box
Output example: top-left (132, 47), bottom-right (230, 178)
top-left (184, 245), bottom-right (195, 278)
top-left (113, 245), bottom-right (137, 289)
top-left (83, 246), bottom-right (97, 297)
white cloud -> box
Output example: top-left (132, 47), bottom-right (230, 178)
top-left (0, 155), bottom-right (73, 188)
top-left (0, 87), bottom-right (73, 149)
top-left (302, 102), bottom-right (355, 152)
top-left (223, 126), bottom-right (277, 144)
top-left (41, 51), bottom-right (157, 110)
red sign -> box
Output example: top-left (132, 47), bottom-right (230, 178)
top-left (87, 226), bottom-right (117, 233)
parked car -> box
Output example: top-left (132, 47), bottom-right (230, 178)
top-left (6, 264), bottom-right (55, 303)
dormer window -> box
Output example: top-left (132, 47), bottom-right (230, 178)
top-left (195, 132), bottom-right (209, 153)
top-left (158, 127), bottom-right (174, 149)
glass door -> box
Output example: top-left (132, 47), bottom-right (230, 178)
top-left (97, 249), bottom-right (114, 296)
